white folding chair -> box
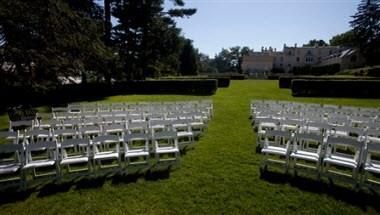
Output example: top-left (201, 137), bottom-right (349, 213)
top-left (123, 133), bottom-right (150, 167)
top-left (9, 120), bottom-right (34, 133)
top-left (51, 107), bottom-right (68, 120)
top-left (103, 123), bottom-right (127, 137)
top-left (362, 137), bottom-right (380, 188)
top-left (37, 118), bottom-right (61, 130)
top-left (127, 121), bottom-right (149, 134)
top-left (260, 130), bottom-right (292, 173)
top-left (188, 118), bottom-right (207, 137)
top-left (52, 129), bottom-right (78, 142)
top-left (256, 118), bottom-right (280, 148)
top-left (152, 131), bottom-right (180, 163)
top-left (61, 118), bottom-right (81, 129)
top-left (322, 136), bottom-right (363, 187)
top-left (60, 138), bottom-right (91, 176)
top-left (80, 125), bottom-right (102, 139)
top-left (92, 135), bottom-right (121, 173)
top-left (0, 131), bottom-right (19, 145)
top-left (0, 143), bottom-right (24, 189)
top-left (24, 129), bottom-right (52, 144)
top-left (23, 140), bottom-right (59, 179)
top-left (149, 120), bottom-right (172, 134)
top-left (290, 133), bottom-right (324, 179)
top-left (171, 119), bottom-right (194, 150)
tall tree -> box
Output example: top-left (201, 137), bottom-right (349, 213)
top-left (350, 0), bottom-right (380, 65)
top-left (179, 39), bottom-right (198, 76)
top-left (329, 30), bottom-right (358, 47)
top-left (112, 0), bottom-right (196, 80)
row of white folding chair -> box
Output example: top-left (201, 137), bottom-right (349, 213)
top-left (260, 129), bottom-right (380, 189)
top-left (64, 101), bottom-right (213, 115)
top-left (0, 131), bottom-right (180, 189)
top-left (52, 109), bottom-right (211, 122)
top-left (251, 100), bottom-right (380, 116)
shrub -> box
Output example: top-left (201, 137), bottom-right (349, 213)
top-left (291, 79), bottom-right (380, 98)
top-left (292, 64), bottom-right (341, 76)
top-left (0, 79), bottom-right (218, 109)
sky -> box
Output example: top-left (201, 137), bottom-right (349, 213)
top-left (165, 0), bottom-right (360, 57)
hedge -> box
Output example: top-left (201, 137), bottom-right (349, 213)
top-left (0, 79), bottom-right (217, 108)
top-left (291, 64), bottom-right (341, 76)
top-left (161, 76), bottom-right (230, 88)
top-left (279, 76), bottom-right (380, 89)
top-left (291, 79), bottom-right (380, 98)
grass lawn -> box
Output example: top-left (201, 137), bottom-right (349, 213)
top-left (1, 80), bottom-right (380, 214)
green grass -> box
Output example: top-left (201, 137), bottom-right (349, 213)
top-left (1, 80), bottom-right (380, 214)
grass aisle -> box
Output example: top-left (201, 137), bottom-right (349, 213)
top-left (1, 80), bottom-right (380, 214)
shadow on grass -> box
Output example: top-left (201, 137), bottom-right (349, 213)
top-left (260, 170), bottom-right (380, 212)
top-left (0, 188), bottom-right (32, 205)
top-left (0, 167), bottom-right (174, 206)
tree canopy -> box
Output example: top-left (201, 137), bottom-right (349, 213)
top-left (350, 0), bottom-right (380, 65)
top-left (303, 39), bottom-right (328, 47)
top-left (329, 30), bottom-right (358, 47)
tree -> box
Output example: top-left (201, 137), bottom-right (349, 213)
top-left (212, 46), bottom-right (252, 73)
top-left (0, 0), bottom-right (113, 90)
top-left (303, 39), bottom-right (328, 47)
top-left (350, 0), bottom-right (380, 65)
top-left (179, 39), bottom-right (198, 76)
top-left (329, 30), bottom-right (358, 47)
top-left (112, 0), bottom-right (196, 80)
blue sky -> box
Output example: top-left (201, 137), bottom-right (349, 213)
top-left (166, 0), bottom-right (360, 57)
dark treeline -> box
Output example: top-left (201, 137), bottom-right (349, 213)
top-left (0, 0), bottom-right (198, 91)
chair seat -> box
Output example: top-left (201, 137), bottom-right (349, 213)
top-left (156, 147), bottom-right (179, 154)
top-left (334, 130), bottom-right (348, 137)
top-left (61, 156), bottom-right (89, 165)
top-left (262, 146), bottom-right (287, 156)
top-left (364, 163), bottom-right (380, 174)
top-left (94, 151), bottom-right (119, 160)
top-left (125, 149), bottom-right (149, 158)
top-left (260, 122), bottom-right (277, 128)
top-left (368, 136), bottom-right (380, 143)
top-left (23, 160), bottom-right (55, 169)
top-left (290, 150), bottom-right (319, 162)
top-left (282, 125), bottom-right (297, 130)
top-left (177, 131), bottom-right (193, 137)
top-left (323, 155), bottom-right (357, 169)
top-left (0, 163), bottom-right (21, 174)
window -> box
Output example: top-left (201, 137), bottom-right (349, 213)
top-left (351, 55), bottom-right (357, 62)
top-left (296, 57), bottom-right (300, 62)
top-left (305, 57), bottom-right (314, 62)
top-left (288, 51), bottom-right (292, 56)
top-left (288, 64), bottom-right (291, 67)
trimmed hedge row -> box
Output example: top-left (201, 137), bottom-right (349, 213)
top-left (292, 64), bottom-right (341, 76)
top-left (163, 76), bottom-right (230, 88)
top-left (0, 79), bottom-right (218, 108)
top-left (279, 76), bottom-right (380, 89)
top-left (291, 79), bottom-right (380, 98)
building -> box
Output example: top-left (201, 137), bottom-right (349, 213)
top-left (242, 44), bottom-right (364, 75)
top-left (241, 47), bottom-right (276, 77)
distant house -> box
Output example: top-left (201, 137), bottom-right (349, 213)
top-left (242, 44), bottom-right (365, 75)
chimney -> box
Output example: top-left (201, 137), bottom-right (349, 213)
top-left (261, 46), bottom-right (264, 52)
top-left (295, 43), bottom-right (297, 48)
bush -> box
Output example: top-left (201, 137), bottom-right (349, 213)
top-left (291, 79), bottom-right (380, 98)
top-left (279, 75), bottom-right (380, 89)
top-left (292, 64), bottom-right (341, 76)
top-left (208, 77), bottom-right (230, 87)
top-left (278, 77), bottom-right (292, 88)
top-left (0, 79), bottom-right (218, 109)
